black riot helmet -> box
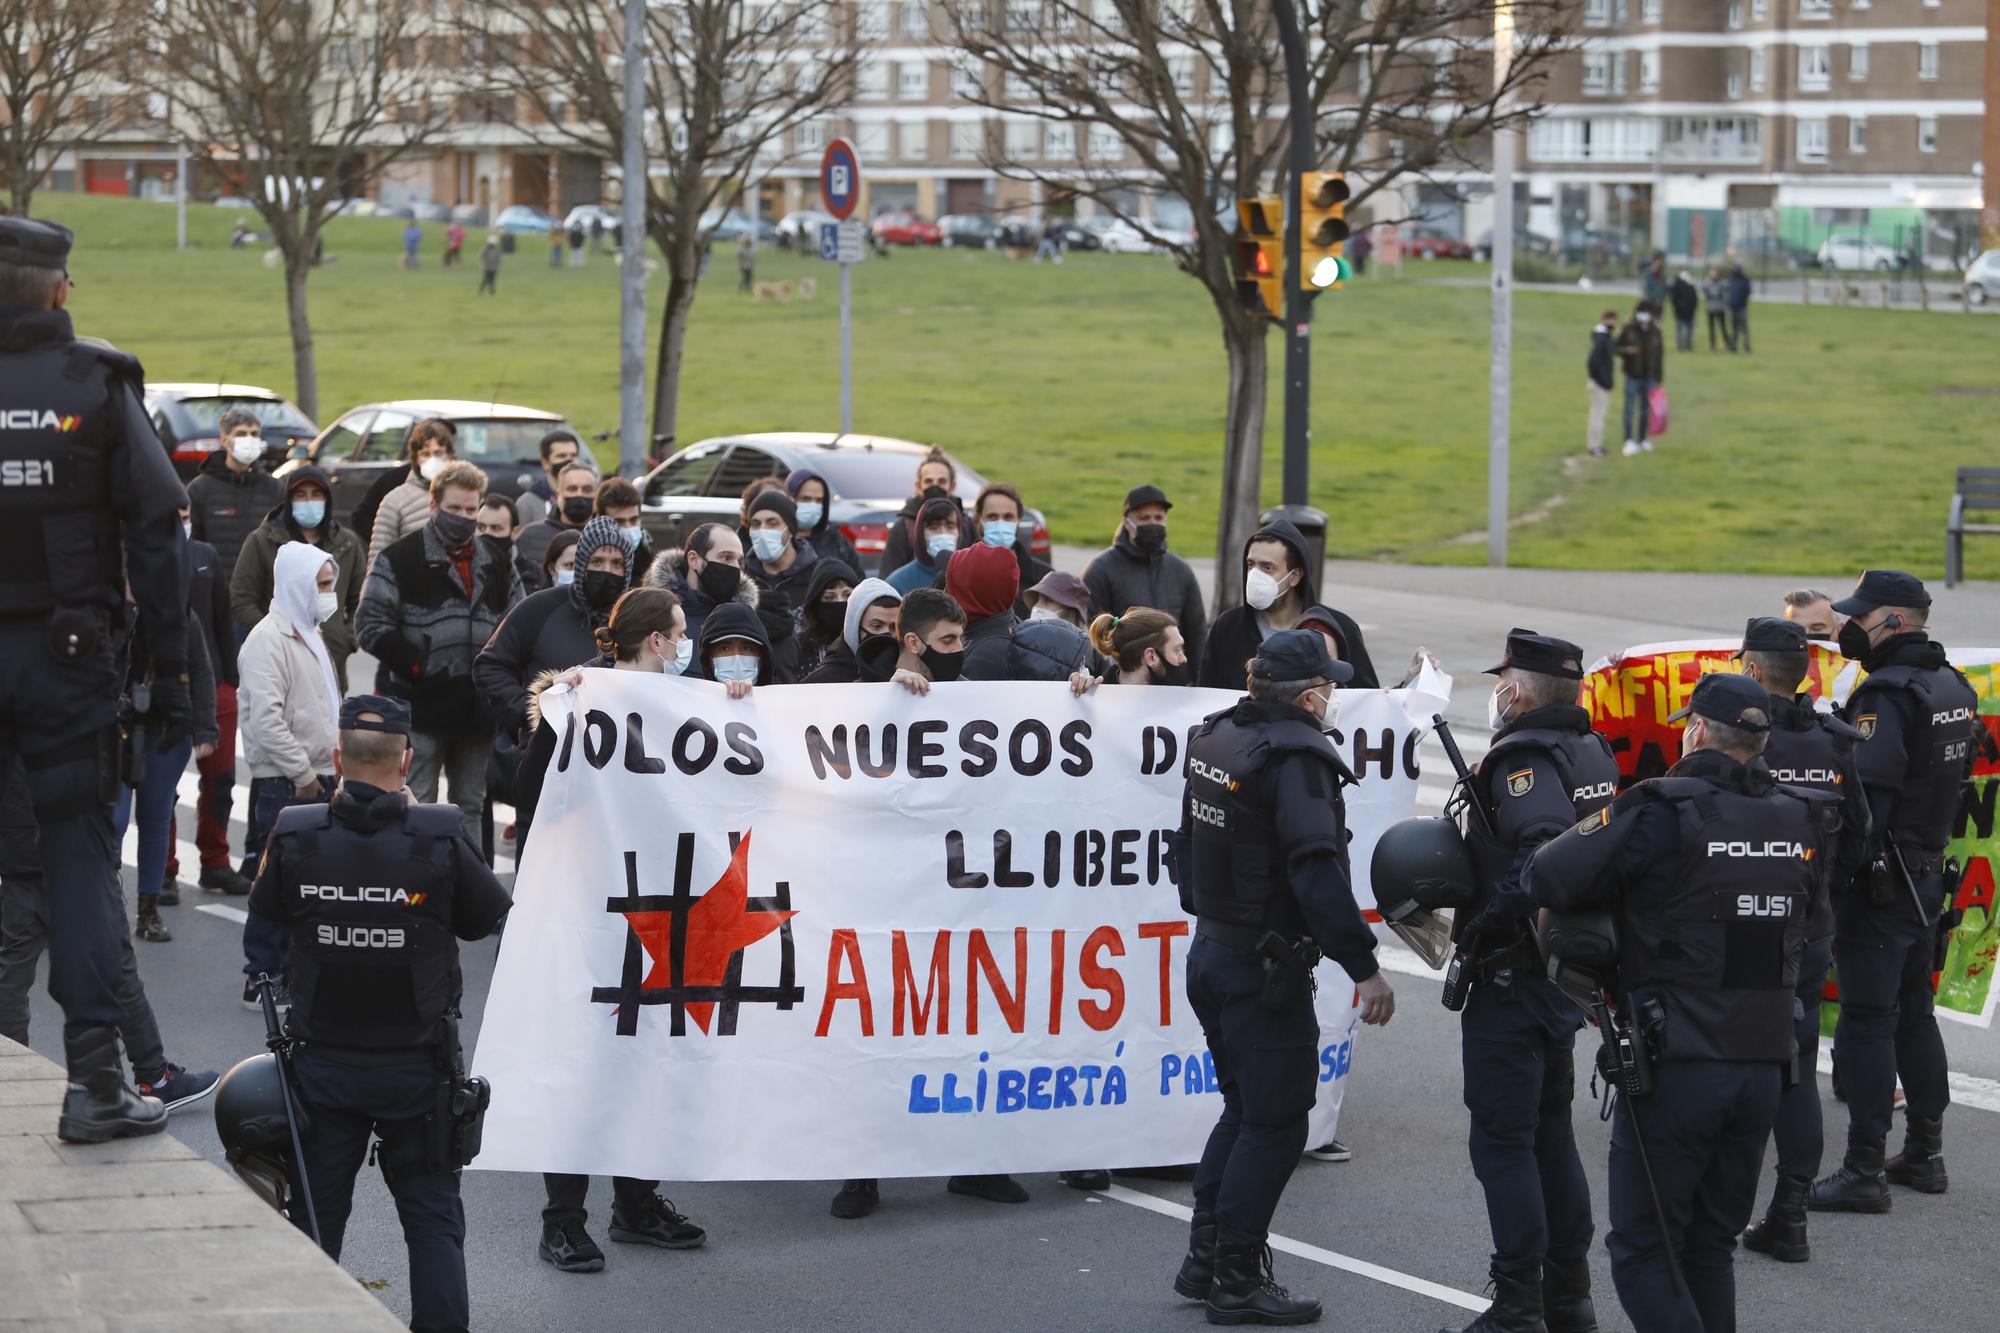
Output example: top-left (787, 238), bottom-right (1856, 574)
top-left (1371, 816), bottom-right (1479, 917)
top-left (213, 1053), bottom-right (306, 1215)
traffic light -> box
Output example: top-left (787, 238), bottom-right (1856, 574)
top-left (1299, 171), bottom-right (1351, 290)
top-left (1233, 196), bottom-right (1284, 320)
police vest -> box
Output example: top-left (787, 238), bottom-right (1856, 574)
top-left (1849, 659), bottom-right (1980, 856)
top-left (1466, 721), bottom-right (1621, 903)
top-left (272, 798), bottom-right (466, 1051)
top-left (1760, 697), bottom-right (1859, 939)
top-left (1183, 707), bottom-right (1349, 935)
top-left (0, 332), bottom-right (136, 619)
top-left (1615, 777), bottom-right (1833, 1064)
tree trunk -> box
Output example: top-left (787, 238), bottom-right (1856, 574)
top-left (649, 262), bottom-right (698, 451)
top-left (284, 247), bottom-right (318, 422)
top-left (1212, 312), bottom-right (1270, 616)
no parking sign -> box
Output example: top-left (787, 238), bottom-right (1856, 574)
top-left (819, 138), bottom-right (861, 221)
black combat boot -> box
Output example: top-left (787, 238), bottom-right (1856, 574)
top-left (57, 1026), bottom-right (167, 1144)
top-left (1885, 1114), bottom-right (1947, 1194)
top-left (1806, 1142), bottom-right (1891, 1214)
top-left (1174, 1214), bottom-right (1216, 1300)
top-left (1206, 1241), bottom-right (1321, 1326)
top-left (1742, 1174), bottom-right (1812, 1262)
top-left (1541, 1257), bottom-right (1599, 1333)
top-left (1442, 1269), bottom-right (1546, 1333)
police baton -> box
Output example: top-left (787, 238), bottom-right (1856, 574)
top-left (256, 973), bottom-right (322, 1247)
top-left (1880, 832), bottom-right (1933, 926)
top-left (1432, 716), bottom-right (1493, 1010)
top-left (1587, 990), bottom-right (1686, 1301)
top-left (1431, 716), bottom-right (1495, 837)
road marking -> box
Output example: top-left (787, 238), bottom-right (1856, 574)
top-left (196, 904), bottom-right (249, 925)
top-left (1100, 1183), bottom-right (1486, 1313)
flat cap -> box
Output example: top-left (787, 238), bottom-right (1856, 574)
top-left (1123, 484), bottom-right (1172, 513)
top-left (340, 694), bottom-right (412, 735)
top-left (1250, 628), bottom-right (1356, 686)
top-left (1484, 628), bottom-right (1586, 680)
top-left (1831, 569), bottom-right (1930, 617)
top-left (1667, 673), bottom-right (1771, 733)
top-left (1734, 616), bottom-right (1808, 657)
top-left (0, 217), bottom-right (72, 271)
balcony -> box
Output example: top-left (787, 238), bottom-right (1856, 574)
top-left (1660, 116), bottom-right (1764, 167)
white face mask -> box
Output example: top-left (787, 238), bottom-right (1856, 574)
top-left (1312, 686), bottom-right (1339, 732)
top-left (795, 501), bottom-right (825, 530)
top-left (711, 654), bottom-right (759, 684)
top-left (1244, 568), bottom-right (1285, 611)
top-left (1487, 682), bottom-right (1516, 731)
top-left (315, 590), bottom-right (339, 624)
top-left (228, 436), bottom-right (265, 465)
top-left (1636, 312), bottom-right (1652, 326)
top-left (655, 634), bottom-right (692, 676)
top-left (182, 521), bottom-right (193, 540)
top-left (1029, 606), bottom-right (1065, 622)
top-left (418, 455), bottom-right (448, 482)
top-left (749, 528), bottom-right (789, 563)
top-left (553, 568), bottom-right (575, 587)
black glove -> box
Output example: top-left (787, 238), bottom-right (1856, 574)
top-left (150, 663), bottom-right (193, 752)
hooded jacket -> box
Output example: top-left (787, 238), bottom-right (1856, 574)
top-left (1587, 323), bottom-right (1615, 390)
top-left (744, 530), bottom-right (821, 628)
top-left (946, 544), bottom-right (1022, 682)
top-left (1082, 524), bottom-right (1207, 668)
top-left (697, 600), bottom-right (781, 686)
top-left (807, 577), bottom-right (902, 683)
top-left (878, 490), bottom-right (971, 577)
top-left (651, 555), bottom-right (763, 665)
top-left (186, 448), bottom-right (283, 584)
top-left (1196, 519), bottom-right (1379, 691)
top-left (784, 467), bottom-right (862, 571)
top-left (238, 542), bottom-right (342, 785)
top-left (187, 534), bottom-right (239, 688)
top-left (886, 496), bottom-right (965, 595)
top-left (1007, 618), bottom-right (1094, 683)
top-left (1669, 274), bottom-right (1699, 321)
top-left (796, 557), bottom-right (861, 679)
top-left (229, 465), bottom-right (367, 686)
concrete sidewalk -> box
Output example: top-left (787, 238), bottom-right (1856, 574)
top-left (0, 1036), bottom-right (401, 1331)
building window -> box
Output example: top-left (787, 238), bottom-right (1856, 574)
top-left (1796, 0), bottom-right (1827, 17)
top-left (1752, 0), bottom-right (1768, 19)
top-left (1798, 46), bottom-right (1829, 91)
top-left (796, 7), bottom-right (827, 41)
top-left (1727, 71), bottom-right (1742, 99)
top-left (855, 123), bottom-right (888, 157)
top-left (856, 1), bottom-right (889, 40)
top-left (898, 62), bottom-right (929, 100)
top-left (1918, 116), bottom-right (1937, 152)
top-left (1044, 123), bottom-right (1074, 160)
top-left (1847, 117), bottom-right (1865, 153)
top-left (795, 120), bottom-right (825, 155)
top-left (1641, 0), bottom-right (1660, 20)
top-left (1611, 52), bottom-right (1628, 96)
top-left (1005, 1), bottom-right (1037, 32)
top-left (901, 3), bottom-right (930, 41)
top-left (1582, 52), bottom-right (1609, 95)
top-left (1614, 0), bottom-right (1628, 21)
top-left (949, 122), bottom-right (982, 160)
top-left (1640, 50), bottom-right (1658, 92)
top-left (1848, 44), bottom-right (1867, 81)
top-left (1583, 0), bottom-right (1609, 24)
top-left (1750, 48), bottom-right (1766, 91)
top-left (1796, 118), bottom-right (1828, 162)
top-left (1003, 70), bottom-right (1031, 101)
top-left (898, 121), bottom-right (926, 160)
top-left (855, 61), bottom-right (888, 100)
top-left (950, 65), bottom-right (983, 101)
top-left (1003, 120), bottom-right (1038, 161)
top-left (1918, 44), bottom-right (1938, 81)
top-left (1170, 56), bottom-right (1195, 97)
top-left (1726, 2), bottom-right (1742, 28)
top-left (1088, 126), bottom-right (1121, 160)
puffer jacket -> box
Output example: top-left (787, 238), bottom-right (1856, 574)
top-left (1008, 619), bottom-right (1094, 682)
top-left (185, 450), bottom-right (282, 584)
top-left (238, 610), bottom-right (339, 786)
top-left (366, 475), bottom-right (437, 571)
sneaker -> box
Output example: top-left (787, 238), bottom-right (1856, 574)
top-left (608, 1193), bottom-right (706, 1250)
top-left (538, 1217), bottom-right (606, 1273)
top-left (1621, 440), bottom-right (1641, 457)
top-left (200, 866), bottom-right (253, 895)
top-left (137, 1063), bottom-right (220, 1113)
top-left (1588, 445), bottom-right (1606, 458)
top-left (946, 1173), bottom-right (1030, 1204)
top-left (1305, 1138), bottom-right (1352, 1163)
top-left (1640, 439), bottom-right (1654, 452)
top-left (136, 903), bottom-right (172, 944)
top-left (241, 976), bottom-right (291, 1011)
top-left (1060, 1169), bottom-right (1112, 1192)
top-left (831, 1178), bottom-right (879, 1220)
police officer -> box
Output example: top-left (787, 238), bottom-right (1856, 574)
top-left (1529, 673), bottom-right (1843, 1333)
top-left (1733, 617), bottom-right (1867, 1262)
top-left (1808, 570), bottom-right (1977, 1214)
top-left (247, 695), bottom-right (510, 1333)
top-left (0, 217), bottom-right (191, 1143)
top-left (1450, 630), bottom-right (1619, 1333)
top-left (1173, 629), bottom-right (1393, 1326)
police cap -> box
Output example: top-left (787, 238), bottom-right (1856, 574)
top-left (1249, 628), bottom-right (1355, 685)
top-left (1733, 616), bottom-right (1808, 657)
top-left (1484, 628), bottom-right (1585, 680)
top-left (0, 216), bottom-right (73, 271)
top-left (1831, 569), bottom-right (1930, 616)
top-left (1123, 484), bottom-right (1173, 513)
top-left (1667, 672), bottom-right (1772, 732)
top-left (340, 694), bottom-right (412, 735)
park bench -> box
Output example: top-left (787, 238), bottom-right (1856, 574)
top-left (1946, 467), bottom-right (2000, 586)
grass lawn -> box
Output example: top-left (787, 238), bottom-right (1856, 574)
top-left (39, 193), bottom-right (2000, 579)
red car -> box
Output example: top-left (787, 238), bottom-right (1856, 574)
top-left (871, 211), bottom-right (942, 246)
top-left (1403, 226), bottom-right (1474, 260)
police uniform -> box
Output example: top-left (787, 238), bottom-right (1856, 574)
top-left (247, 696), bottom-right (510, 1333)
top-left (1809, 570), bottom-right (1978, 1213)
top-left (1173, 630), bottom-right (1380, 1325)
top-left (0, 218), bottom-right (191, 1143)
top-left (1454, 631), bottom-right (1619, 1333)
top-left (1734, 618), bottom-right (1868, 1262)
top-left (1530, 673), bottom-right (1841, 1333)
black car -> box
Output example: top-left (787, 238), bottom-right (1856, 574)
top-left (939, 214), bottom-right (1002, 248)
top-left (144, 383), bottom-right (319, 481)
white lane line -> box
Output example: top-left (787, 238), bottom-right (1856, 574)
top-left (1101, 1184), bottom-right (1486, 1313)
top-left (196, 904), bottom-right (249, 925)
top-left (1813, 1049), bottom-right (2000, 1116)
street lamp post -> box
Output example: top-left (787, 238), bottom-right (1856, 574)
top-left (1268, 0), bottom-right (1330, 573)
top-left (1488, 1), bottom-right (1516, 568)
top-left (618, 0), bottom-right (649, 477)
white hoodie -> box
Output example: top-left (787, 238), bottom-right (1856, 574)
top-left (843, 577), bottom-right (903, 654)
top-left (238, 542), bottom-right (341, 785)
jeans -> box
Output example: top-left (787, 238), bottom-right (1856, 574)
top-left (542, 1173), bottom-right (661, 1226)
top-left (1034, 238), bottom-right (1062, 264)
top-left (409, 730), bottom-right (490, 850)
top-left (1706, 310), bottom-right (1734, 351)
top-left (112, 738), bottom-right (194, 905)
top-left (1587, 381), bottom-right (1612, 453)
top-left (1771, 935), bottom-right (1833, 1180)
top-left (169, 683), bottom-right (237, 877)
top-left (1730, 307), bottom-right (1751, 352)
top-left (1834, 907), bottom-right (1950, 1148)
top-left (240, 774), bottom-right (330, 978)
top-left (1673, 317), bottom-right (1693, 351)
top-left (1623, 377), bottom-right (1655, 445)
top-left (0, 874), bottom-right (167, 1079)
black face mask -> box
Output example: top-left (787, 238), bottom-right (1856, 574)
top-left (811, 600), bottom-right (847, 634)
top-left (581, 569), bottom-right (624, 610)
top-left (1151, 656), bottom-right (1194, 687)
top-left (561, 496), bottom-right (595, 526)
top-left (695, 559), bottom-right (742, 604)
top-left (431, 508), bottom-right (477, 550)
top-left (1132, 522), bottom-right (1167, 553)
top-left (921, 484), bottom-right (949, 502)
top-left (921, 644), bottom-right (966, 683)
top-left (1837, 618), bottom-right (1876, 665)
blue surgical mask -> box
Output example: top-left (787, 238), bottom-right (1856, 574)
top-left (711, 654), bottom-right (759, 683)
top-left (795, 501), bottom-right (824, 530)
top-left (291, 499), bottom-right (326, 528)
top-left (618, 526), bottom-right (643, 552)
top-left (982, 520), bottom-right (1019, 549)
top-left (749, 529), bottom-right (789, 563)
top-left (554, 568), bottom-right (575, 587)
top-left (657, 634), bottom-right (692, 676)
top-left (926, 532), bottom-right (958, 559)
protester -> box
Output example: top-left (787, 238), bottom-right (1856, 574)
top-left (355, 461), bottom-right (523, 846)
top-left (366, 418), bottom-right (459, 570)
top-left (743, 490), bottom-right (821, 619)
top-left (186, 405), bottom-right (283, 587)
top-left (1082, 485), bottom-right (1206, 668)
top-left (231, 464), bottom-right (366, 689)
top-left (517, 428), bottom-right (584, 528)
top-left (1781, 587), bottom-right (1840, 640)
top-left (886, 496), bottom-right (964, 595)
top-left (1726, 261), bottom-right (1752, 353)
top-left (943, 543), bottom-right (1020, 681)
top-left (164, 506), bottom-right (246, 901)
top-left (1615, 300), bottom-right (1665, 456)
top-left (1024, 570), bottom-right (1093, 629)
top-left (785, 467), bottom-right (861, 571)
top-left (1704, 267), bottom-right (1734, 351)
top-left (1198, 518), bottom-right (1377, 691)
top-left (654, 522), bottom-right (760, 651)
top-left (1006, 616), bottom-right (1099, 686)
top-left (543, 529), bottom-right (580, 591)
top-left (973, 483), bottom-right (1052, 619)
top-left (1669, 267), bottom-right (1699, 351)
top-left (518, 460), bottom-right (600, 572)
top-left (235, 542), bottom-right (341, 1005)
top-left (878, 448), bottom-right (966, 577)
top-left (803, 577), bottom-right (902, 684)
top-left (795, 559), bottom-right (860, 680)
top-left (696, 601), bottom-right (779, 695)
top-left (594, 477), bottom-right (655, 584)
top-left (736, 475), bottom-right (789, 538)
top-left (479, 494), bottom-right (541, 593)
top-left (478, 235), bottom-right (501, 294)
top-left (1089, 607), bottom-right (1187, 685)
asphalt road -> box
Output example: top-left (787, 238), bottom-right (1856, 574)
top-left (15, 560), bottom-right (1996, 1331)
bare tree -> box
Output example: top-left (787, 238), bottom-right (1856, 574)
top-left (472, 0), bottom-right (854, 447)
top-left (946, 0), bottom-right (1571, 605)
top-left (0, 0), bottom-right (134, 216)
top-left (140, 0), bottom-right (452, 419)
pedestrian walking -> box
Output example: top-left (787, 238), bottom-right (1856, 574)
top-left (444, 221), bottom-right (466, 267)
top-left (1703, 267), bottom-right (1734, 351)
top-left (1586, 309), bottom-right (1617, 458)
top-left (478, 236), bottom-right (501, 294)
top-left (737, 235), bottom-right (755, 292)
top-left (1035, 218), bottom-right (1063, 264)
top-left (1669, 267), bottom-right (1699, 351)
top-left (1726, 262), bottom-right (1752, 353)
top-left (402, 220), bottom-right (422, 270)
top-left (1615, 301), bottom-right (1665, 456)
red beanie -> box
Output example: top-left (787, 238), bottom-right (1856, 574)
top-left (945, 544), bottom-right (1021, 621)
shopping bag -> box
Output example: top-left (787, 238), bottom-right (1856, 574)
top-left (1647, 384), bottom-right (1670, 437)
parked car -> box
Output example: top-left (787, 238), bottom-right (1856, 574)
top-left (211, 196), bottom-right (256, 210)
top-left (637, 433), bottom-right (1050, 565)
top-left (1560, 228), bottom-right (1639, 268)
top-left (1050, 221), bottom-right (1101, 252)
top-left (1085, 218), bottom-right (1159, 254)
top-left (494, 205), bottom-right (557, 235)
top-left (871, 211), bottom-right (943, 246)
top-left (1402, 226), bottom-right (1474, 260)
top-left (450, 203), bottom-right (489, 227)
top-left (1721, 234), bottom-right (1818, 271)
top-left (1964, 250), bottom-right (2000, 307)
top-left (280, 399), bottom-right (576, 536)
top-left (699, 208), bottom-right (778, 244)
top-left (563, 203), bottom-right (618, 234)
top-left (938, 214), bottom-right (1002, 248)
top-left (410, 201), bottom-right (454, 222)
top-left (776, 209), bottom-right (836, 248)
top-left (1818, 233), bottom-right (1905, 272)
top-left (1473, 228), bottom-right (1559, 261)
top-left (146, 383), bottom-right (319, 482)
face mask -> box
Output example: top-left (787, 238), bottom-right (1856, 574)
top-left (694, 559), bottom-right (741, 604)
top-left (811, 599), bottom-right (847, 633)
top-left (1837, 618), bottom-right (1875, 664)
top-left (418, 455), bottom-right (448, 482)
top-left (926, 532), bottom-right (958, 560)
top-left (1029, 606), bottom-right (1065, 623)
top-left (921, 644), bottom-right (966, 683)
top-left (582, 569), bottom-right (624, 609)
top-left (553, 568), bottom-right (575, 587)
top-left (431, 508), bottom-right (477, 549)
top-left (315, 590), bottom-right (339, 624)
top-left (1244, 568), bottom-right (1285, 611)
top-left (561, 496), bottom-right (595, 525)
top-left (1636, 312), bottom-right (1652, 325)
top-left (795, 501), bottom-right (824, 530)
top-left (1310, 685), bottom-right (1339, 731)
top-left (711, 654), bottom-right (760, 684)
top-left (982, 520), bottom-right (1018, 549)
top-left (181, 521), bottom-right (192, 540)
top-left (1487, 682), bottom-right (1516, 732)
top-left (228, 437), bottom-right (265, 465)
top-left (1154, 657), bottom-right (1193, 688)
top-left (750, 529), bottom-right (789, 563)
top-left (921, 484), bottom-right (949, 502)
top-left (290, 498), bottom-right (326, 529)
top-left (613, 526), bottom-right (644, 553)
top-left (1132, 521), bottom-right (1167, 553)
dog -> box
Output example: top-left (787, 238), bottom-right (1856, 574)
top-left (752, 280), bottom-right (795, 303)
top-left (1004, 243), bottom-right (1037, 262)
top-left (797, 276), bottom-right (817, 300)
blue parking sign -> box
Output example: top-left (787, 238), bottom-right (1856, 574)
top-left (819, 223), bottom-right (840, 262)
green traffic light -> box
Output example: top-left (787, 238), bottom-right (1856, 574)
top-left (1308, 255), bottom-right (1352, 288)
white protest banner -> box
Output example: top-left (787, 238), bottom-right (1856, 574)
top-left (472, 673), bottom-right (1444, 1181)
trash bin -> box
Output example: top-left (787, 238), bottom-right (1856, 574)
top-left (500, 233), bottom-right (516, 254)
top-left (1258, 504), bottom-right (1328, 583)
